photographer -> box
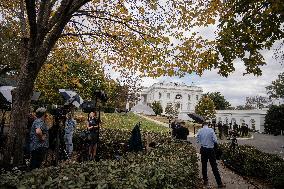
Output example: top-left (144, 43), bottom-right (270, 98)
top-left (64, 113), bottom-right (76, 159)
top-left (30, 107), bottom-right (49, 170)
top-left (87, 111), bottom-right (100, 160)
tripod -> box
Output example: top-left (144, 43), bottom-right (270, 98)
top-left (49, 115), bottom-right (68, 166)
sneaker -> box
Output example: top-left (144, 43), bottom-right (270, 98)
top-left (218, 184), bottom-right (226, 188)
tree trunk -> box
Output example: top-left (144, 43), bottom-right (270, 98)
top-left (3, 56), bottom-right (38, 166)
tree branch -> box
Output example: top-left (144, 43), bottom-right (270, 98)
top-left (25, 0), bottom-right (37, 46)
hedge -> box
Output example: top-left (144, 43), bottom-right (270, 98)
top-left (220, 143), bottom-right (284, 188)
top-left (0, 128), bottom-right (200, 188)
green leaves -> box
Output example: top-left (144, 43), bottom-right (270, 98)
top-left (206, 92), bottom-right (231, 110)
top-left (151, 101), bottom-right (163, 115)
top-left (221, 143), bottom-right (284, 188)
top-left (264, 105), bottom-right (284, 135)
top-left (266, 72), bottom-right (284, 99)
top-left (195, 95), bottom-right (216, 119)
top-left (215, 0), bottom-right (284, 76)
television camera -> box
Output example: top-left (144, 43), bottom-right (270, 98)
top-left (48, 89), bottom-right (83, 165)
top-left (81, 90), bottom-right (108, 114)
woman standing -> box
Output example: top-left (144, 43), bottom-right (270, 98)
top-left (87, 111), bottom-right (99, 160)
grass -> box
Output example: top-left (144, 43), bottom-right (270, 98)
top-left (74, 112), bottom-right (170, 133)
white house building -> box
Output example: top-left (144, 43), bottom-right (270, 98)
top-left (214, 109), bottom-right (267, 133)
top-left (140, 81), bottom-right (203, 114)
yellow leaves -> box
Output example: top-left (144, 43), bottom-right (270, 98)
top-left (71, 78), bottom-right (82, 88)
top-left (168, 69), bottom-right (175, 76)
top-left (138, 7), bottom-right (145, 14)
top-left (196, 44), bottom-right (202, 49)
top-left (207, 18), bottom-right (215, 25)
top-left (45, 63), bottom-right (53, 69)
top-left (62, 64), bottom-right (68, 73)
top-left (119, 6), bottom-right (128, 15)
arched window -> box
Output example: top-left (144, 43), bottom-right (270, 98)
top-left (176, 94), bottom-right (182, 99)
top-left (159, 92), bottom-right (162, 99)
top-left (188, 95), bottom-right (191, 101)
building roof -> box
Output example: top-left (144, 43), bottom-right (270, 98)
top-left (142, 81), bottom-right (202, 93)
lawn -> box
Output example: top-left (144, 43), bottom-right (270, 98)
top-left (75, 112), bottom-right (170, 133)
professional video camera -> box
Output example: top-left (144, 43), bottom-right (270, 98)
top-left (81, 90), bottom-right (108, 113)
top-left (48, 89), bottom-right (84, 165)
top-left (93, 90), bottom-right (108, 102)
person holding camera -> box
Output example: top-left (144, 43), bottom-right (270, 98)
top-left (29, 107), bottom-right (49, 170)
top-left (64, 113), bottom-right (76, 159)
top-left (87, 111), bottom-right (100, 160)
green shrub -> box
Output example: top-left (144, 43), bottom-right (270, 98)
top-left (151, 101), bottom-right (163, 115)
top-left (0, 131), bottom-right (199, 188)
top-left (73, 128), bottom-right (171, 160)
top-left (103, 107), bottom-right (116, 113)
top-left (220, 143), bottom-right (284, 188)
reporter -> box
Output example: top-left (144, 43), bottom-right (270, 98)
top-left (87, 111), bottom-right (99, 160)
top-left (29, 107), bottom-right (49, 170)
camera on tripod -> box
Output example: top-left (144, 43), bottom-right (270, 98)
top-left (94, 90), bottom-right (108, 102)
top-left (81, 90), bottom-right (108, 113)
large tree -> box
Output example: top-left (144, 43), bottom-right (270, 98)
top-left (206, 92), bottom-right (231, 110)
top-left (266, 72), bottom-right (284, 99)
top-left (1, 0), bottom-right (222, 165)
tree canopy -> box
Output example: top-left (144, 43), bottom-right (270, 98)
top-left (206, 92), bottom-right (231, 110)
top-left (265, 105), bottom-right (284, 135)
top-left (245, 95), bottom-right (272, 109)
top-left (195, 96), bottom-right (216, 119)
top-left (213, 0), bottom-right (284, 76)
top-left (266, 72), bottom-right (284, 99)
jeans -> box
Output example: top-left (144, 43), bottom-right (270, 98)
top-left (200, 147), bottom-right (222, 185)
top-left (64, 133), bottom-right (73, 157)
top-left (30, 147), bottom-right (47, 170)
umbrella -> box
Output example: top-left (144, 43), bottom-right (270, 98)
top-left (187, 113), bottom-right (205, 124)
top-left (0, 86), bottom-right (41, 103)
top-left (0, 86), bottom-right (14, 103)
top-left (59, 89), bottom-right (83, 108)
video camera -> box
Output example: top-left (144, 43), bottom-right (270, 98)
top-left (93, 90), bottom-right (108, 102)
top-left (50, 105), bottom-right (72, 121)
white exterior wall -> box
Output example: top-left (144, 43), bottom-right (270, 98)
top-left (214, 110), bottom-right (267, 133)
top-left (141, 81), bottom-right (203, 114)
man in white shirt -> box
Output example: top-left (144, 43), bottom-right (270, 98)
top-left (197, 120), bottom-right (225, 188)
